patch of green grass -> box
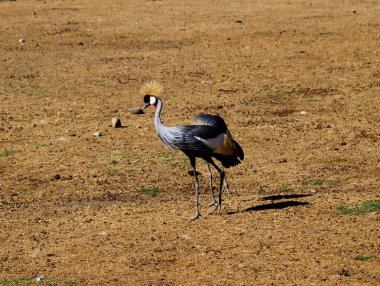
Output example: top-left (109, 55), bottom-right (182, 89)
top-left (305, 98), bottom-right (320, 102)
top-left (255, 30), bottom-right (272, 36)
top-left (309, 179), bottom-right (325, 186)
top-left (0, 278), bottom-right (31, 286)
top-left (0, 149), bottom-right (14, 157)
top-left (317, 32), bottom-right (337, 37)
top-left (335, 200), bottom-right (380, 216)
top-left (308, 178), bottom-right (338, 188)
top-left (0, 278), bottom-right (77, 286)
top-left (353, 255), bottom-right (374, 261)
top-left (92, 79), bottom-right (106, 86)
top-left (139, 187), bottom-right (161, 196)
top-left (40, 90), bottom-right (54, 98)
top-left (252, 266), bottom-right (262, 273)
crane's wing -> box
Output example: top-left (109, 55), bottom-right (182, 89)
top-left (194, 113), bottom-right (244, 161)
top-left (158, 125), bottom-right (222, 153)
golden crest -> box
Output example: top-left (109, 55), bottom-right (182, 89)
top-left (140, 80), bottom-right (163, 96)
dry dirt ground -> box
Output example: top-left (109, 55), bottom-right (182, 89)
top-left (1, 0), bottom-right (380, 285)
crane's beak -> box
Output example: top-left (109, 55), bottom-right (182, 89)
top-left (141, 102), bottom-right (150, 110)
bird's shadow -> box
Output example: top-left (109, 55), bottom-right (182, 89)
top-left (260, 194), bottom-right (312, 201)
top-left (226, 193), bottom-right (312, 215)
top-left (243, 200), bottom-right (309, 212)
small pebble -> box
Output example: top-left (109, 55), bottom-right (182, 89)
top-left (112, 117), bottom-right (122, 128)
top-left (35, 275), bottom-right (44, 282)
top-left (93, 131), bottom-right (102, 137)
top-left (52, 174), bottom-right (61, 180)
top-left (99, 231), bottom-right (109, 237)
top-left (300, 111), bottom-right (307, 116)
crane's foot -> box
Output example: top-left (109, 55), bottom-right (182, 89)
top-left (208, 199), bottom-right (218, 207)
top-left (222, 182), bottom-right (231, 196)
top-left (211, 202), bottom-right (222, 214)
top-left (190, 212), bottom-right (203, 221)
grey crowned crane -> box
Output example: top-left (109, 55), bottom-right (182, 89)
top-left (141, 81), bottom-right (244, 220)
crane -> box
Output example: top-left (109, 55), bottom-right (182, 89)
top-left (140, 81), bottom-right (244, 220)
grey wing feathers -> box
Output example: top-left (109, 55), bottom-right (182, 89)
top-left (157, 125), bottom-right (219, 152)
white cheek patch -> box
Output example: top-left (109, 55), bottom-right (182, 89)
top-left (150, 97), bottom-right (157, 105)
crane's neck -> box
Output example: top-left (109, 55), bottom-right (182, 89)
top-left (154, 97), bottom-right (164, 132)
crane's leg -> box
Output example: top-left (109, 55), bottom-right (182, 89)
top-left (190, 157), bottom-right (202, 220)
top-left (207, 159), bottom-right (225, 214)
top-left (221, 167), bottom-right (231, 195)
top-left (207, 163), bottom-right (217, 206)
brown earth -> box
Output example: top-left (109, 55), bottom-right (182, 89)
top-left (1, 0), bottom-right (380, 285)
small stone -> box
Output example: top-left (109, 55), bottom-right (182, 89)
top-left (18, 38), bottom-right (25, 44)
top-left (112, 117), bottom-right (122, 128)
top-left (99, 231), bottom-right (109, 237)
top-left (93, 131), bottom-right (102, 137)
top-left (129, 107), bottom-right (144, 114)
top-left (35, 275), bottom-right (44, 282)
top-left (309, 189), bottom-right (317, 193)
top-left (53, 174), bottom-right (61, 180)
top-left (279, 158), bottom-right (287, 163)
top-left (338, 268), bottom-right (350, 276)
top-left (300, 111), bottom-right (307, 116)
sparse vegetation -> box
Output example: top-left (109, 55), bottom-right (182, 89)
top-left (139, 187), bottom-right (161, 196)
top-left (308, 178), bottom-right (338, 188)
top-left (252, 266), bottom-right (262, 273)
top-left (353, 255), bottom-right (375, 261)
top-left (0, 149), bottom-right (14, 157)
top-left (335, 200), bottom-right (380, 216)
top-left (0, 277), bottom-right (77, 286)
top-left (0, 277), bottom-right (31, 286)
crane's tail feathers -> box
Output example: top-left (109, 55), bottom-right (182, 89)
top-left (194, 113), bottom-right (228, 133)
top-left (232, 139), bottom-right (244, 161)
top-left (212, 153), bottom-right (242, 168)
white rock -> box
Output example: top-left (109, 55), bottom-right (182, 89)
top-left (93, 131), bottom-right (102, 137)
top-left (35, 275), bottom-right (44, 282)
top-left (300, 111), bottom-right (307, 116)
top-left (99, 231), bottom-right (109, 237)
top-left (111, 117), bottom-right (121, 128)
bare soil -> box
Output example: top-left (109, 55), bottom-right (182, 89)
top-left (1, 0), bottom-right (379, 285)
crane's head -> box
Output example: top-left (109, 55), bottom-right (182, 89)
top-left (142, 95), bottom-right (158, 110)
top-left (139, 80), bottom-right (163, 111)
